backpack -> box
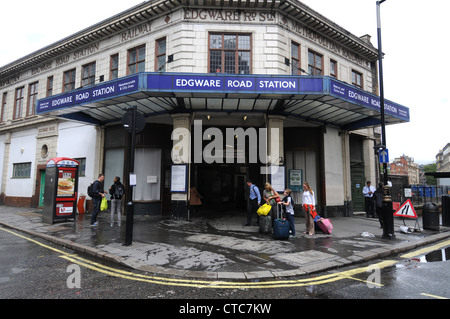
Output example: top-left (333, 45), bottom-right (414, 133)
top-left (87, 183), bottom-right (94, 197)
top-left (114, 183), bottom-right (124, 199)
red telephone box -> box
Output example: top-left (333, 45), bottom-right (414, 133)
top-left (42, 157), bottom-right (79, 224)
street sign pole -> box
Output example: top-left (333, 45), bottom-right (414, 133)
top-left (377, 0), bottom-right (395, 240)
top-left (123, 106), bottom-right (136, 246)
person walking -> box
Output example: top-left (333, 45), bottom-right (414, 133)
top-left (109, 176), bottom-right (124, 226)
top-left (90, 174), bottom-right (107, 226)
top-left (302, 182), bottom-right (316, 236)
top-left (363, 181), bottom-right (376, 218)
top-left (245, 179), bottom-right (261, 226)
top-left (279, 188), bottom-right (296, 238)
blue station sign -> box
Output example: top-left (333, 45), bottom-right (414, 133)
top-left (36, 73), bottom-right (410, 123)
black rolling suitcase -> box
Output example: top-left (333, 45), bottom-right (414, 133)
top-left (259, 210), bottom-right (272, 234)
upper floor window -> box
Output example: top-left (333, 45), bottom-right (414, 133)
top-left (156, 38), bottom-right (167, 72)
top-left (47, 76), bottom-right (54, 97)
top-left (291, 42), bottom-right (301, 75)
top-left (14, 87), bottom-right (24, 120)
top-left (82, 62), bottom-right (96, 87)
top-left (1, 92), bottom-right (7, 122)
top-left (352, 70), bottom-right (363, 89)
top-left (110, 54), bottom-right (119, 80)
top-left (128, 45), bottom-right (146, 75)
top-left (27, 82), bottom-right (39, 116)
top-left (330, 60), bottom-right (337, 78)
top-left (209, 33), bottom-right (251, 74)
top-left (63, 69), bottom-right (76, 92)
top-left (308, 50), bottom-right (323, 76)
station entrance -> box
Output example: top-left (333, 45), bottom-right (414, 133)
top-left (188, 120), bottom-right (268, 217)
top-left (192, 163), bottom-right (263, 216)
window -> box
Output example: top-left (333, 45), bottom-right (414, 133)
top-left (27, 82), bottom-right (39, 116)
top-left (74, 158), bottom-right (86, 177)
top-left (63, 69), bottom-right (76, 92)
top-left (352, 70), bottom-right (363, 88)
top-left (110, 54), bottom-right (119, 80)
top-left (308, 50), bottom-right (323, 76)
top-left (291, 42), bottom-right (301, 75)
top-left (12, 162), bottom-right (31, 178)
top-left (209, 33), bottom-right (251, 74)
top-left (82, 62), bottom-right (96, 87)
top-left (128, 45), bottom-right (146, 75)
top-left (47, 76), bottom-right (53, 97)
top-left (13, 87), bottom-right (24, 120)
top-left (330, 60), bottom-right (337, 78)
top-left (156, 38), bottom-right (166, 71)
top-left (1, 92), bottom-right (7, 122)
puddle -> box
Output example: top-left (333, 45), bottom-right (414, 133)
top-left (418, 247), bottom-right (450, 263)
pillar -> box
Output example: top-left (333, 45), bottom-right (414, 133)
top-left (171, 113), bottom-right (191, 220)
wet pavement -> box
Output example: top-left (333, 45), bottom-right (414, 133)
top-left (1, 205), bottom-right (449, 279)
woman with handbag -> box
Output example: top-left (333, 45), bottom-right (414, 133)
top-left (263, 183), bottom-right (280, 222)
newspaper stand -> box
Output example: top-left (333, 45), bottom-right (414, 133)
top-left (42, 157), bottom-right (79, 224)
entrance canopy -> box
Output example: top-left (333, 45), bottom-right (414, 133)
top-left (36, 73), bottom-right (409, 130)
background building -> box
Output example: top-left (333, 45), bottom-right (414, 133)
top-left (436, 143), bottom-right (450, 186)
top-left (389, 154), bottom-right (421, 185)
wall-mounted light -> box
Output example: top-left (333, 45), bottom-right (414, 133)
top-left (20, 148), bottom-right (24, 154)
top-left (243, 115), bottom-right (248, 121)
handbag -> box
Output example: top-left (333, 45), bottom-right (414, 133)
top-left (257, 203), bottom-right (272, 216)
top-left (100, 197), bottom-right (108, 211)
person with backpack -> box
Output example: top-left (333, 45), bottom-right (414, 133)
top-left (279, 188), bottom-right (296, 238)
top-left (89, 174), bottom-right (107, 226)
top-left (109, 176), bottom-right (125, 227)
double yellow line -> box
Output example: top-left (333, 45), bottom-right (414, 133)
top-left (1, 226), bottom-right (395, 289)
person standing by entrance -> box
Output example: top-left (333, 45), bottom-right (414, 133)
top-left (109, 176), bottom-right (124, 226)
top-left (189, 185), bottom-right (203, 217)
top-left (279, 188), bottom-right (296, 238)
top-left (263, 182), bottom-right (280, 221)
top-left (91, 174), bottom-right (107, 226)
top-left (302, 182), bottom-right (316, 236)
top-left (363, 181), bottom-right (376, 218)
top-left (245, 179), bottom-right (261, 226)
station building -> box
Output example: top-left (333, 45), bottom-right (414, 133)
top-left (0, 0), bottom-right (409, 218)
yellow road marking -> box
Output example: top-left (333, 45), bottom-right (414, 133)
top-left (401, 239), bottom-right (450, 259)
top-left (420, 293), bottom-right (448, 299)
top-left (1, 226), bottom-right (396, 289)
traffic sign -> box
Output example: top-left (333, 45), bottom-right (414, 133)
top-left (379, 149), bottom-right (389, 163)
top-left (393, 199), bottom-right (417, 219)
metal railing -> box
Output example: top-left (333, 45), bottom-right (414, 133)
top-left (390, 185), bottom-right (450, 206)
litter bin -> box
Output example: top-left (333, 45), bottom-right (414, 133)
top-left (442, 195), bottom-right (450, 227)
top-left (77, 195), bottom-right (86, 214)
top-left (422, 202), bottom-right (440, 231)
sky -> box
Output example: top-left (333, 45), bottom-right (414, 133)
top-left (1, 0), bottom-right (448, 165)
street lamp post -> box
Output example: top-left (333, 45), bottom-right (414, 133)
top-left (377, 0), bottom-right (395, 239)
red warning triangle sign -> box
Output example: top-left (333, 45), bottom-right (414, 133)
top-left (393, 199), bottom-right (417, 219)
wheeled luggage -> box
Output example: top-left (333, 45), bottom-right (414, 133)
top-left (259, 213), bottom-right (272, 234)
top-left (315, 216), bottom-right (333, 234)
top-left (273, 204), bottom-right (290, 240)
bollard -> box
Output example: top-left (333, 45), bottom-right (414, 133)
top-left (382, 185), bottom-right (395, 240)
